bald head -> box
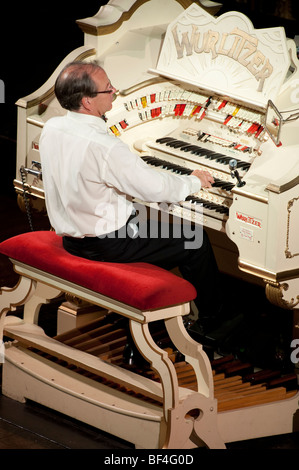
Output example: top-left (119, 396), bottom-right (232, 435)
top-left (55, 61), bottom-right (105, 111)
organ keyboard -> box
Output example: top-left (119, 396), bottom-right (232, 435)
top-left (108, 80), bottom-right (266, 234)
top-left (9, 0), bottom-right (299, 448)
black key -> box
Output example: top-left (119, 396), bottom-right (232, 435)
top-left (156, 137), bottom-right (176, 144)
top-left (142, 156), bottom-right (192, 175)
top-left (205, 152), bottom-right (224, 160)
top-left (186, 196), bottom-right (229, 214)
top-left (179, 144), bottom-right (194, 151)
top-left (238, 162), bottom-right (251, 170)
top-left (220, 183), bottom-right (235, 191)
top-left (183, 145), bottom-right (202, 153)
top-left (191, 148), bottom-right (215, 156)
top-left (212, 178), bottom-right (224, 187)
top-left (166, 140), bottom-right (187, 148)
top-left (216, 156), bottom-right (232, 164)
top-left (142, 156), bottom-right (157, 162)
top-left (212, 178), bottom-right (234, 191)
top-left (176, 167), bottom-right (192, 175)
top-left (145, 158), bottom-right (162, 166)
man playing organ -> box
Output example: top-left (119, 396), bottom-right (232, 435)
top-left (39, 60), bottom-right (229, 353)
top-left (4, 0), bottom-right (299, 448)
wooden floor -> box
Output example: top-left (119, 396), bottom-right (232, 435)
top-left (0, 191), bottom-right (299, 450)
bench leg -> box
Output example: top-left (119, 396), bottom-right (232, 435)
top-left (0, 277), bottom-right (35, 341)
top-left (23, 281), bottom-right (62, 325)
top-left (165, 315), bottom-right (213, 396)
top-left (165, 392), bottom-right (226, 449)
top-left (165, 315), bottom-right (225, 448)
top-left (130, 319), bottom-right (179, 418)
top-left (130, 317), bottom-right (226, 449)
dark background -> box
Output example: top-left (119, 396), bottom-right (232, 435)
top-left (0, 1), bottom-right (103, 196)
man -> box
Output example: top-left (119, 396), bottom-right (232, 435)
top-left (40, 61), bottom-right (223, 343)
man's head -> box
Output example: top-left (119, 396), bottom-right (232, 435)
top-left (55, 61), bottom-right (116, 117)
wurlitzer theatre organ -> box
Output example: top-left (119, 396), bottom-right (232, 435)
top-left (6, 0), bottom-right (299, 448)
top-left (15, 1), bottom-right (299, 309)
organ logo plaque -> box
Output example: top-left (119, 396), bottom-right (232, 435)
top-left (152, 4), bottom-right (290, 108)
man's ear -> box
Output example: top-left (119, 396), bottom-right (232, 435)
top-left (81, 96), bottom-right (92, 111)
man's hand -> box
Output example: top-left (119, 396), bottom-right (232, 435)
top-left (191, 169), bottom-right (214, 188)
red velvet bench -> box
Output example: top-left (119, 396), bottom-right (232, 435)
top-left (0, 230), bottom-right (225, 449)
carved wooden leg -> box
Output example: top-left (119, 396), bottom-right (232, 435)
top-left (164, 315), bottom-right (226, 449)
top-left (23, 281), bottom-right (62, 325)
top-left (165, 315), bottom-right (213, 397)
top-left (129, 319), bottom-right (179, 417)
top-left (0, 276), bottom-right (35, 341)
top-left (129, 317), bottom-right (226, 449)
top-left (165, 392), bottom-right (226, 449)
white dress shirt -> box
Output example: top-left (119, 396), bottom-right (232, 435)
top-left (39, 111), bottom-right (202, 237)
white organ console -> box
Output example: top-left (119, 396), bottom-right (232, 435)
top-left (7, 0), bottom-right (299, 448)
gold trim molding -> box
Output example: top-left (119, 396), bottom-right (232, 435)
top-left (14, 180), bottom-right (45, 200)
top-left (231, 187), bottom-right (268, 204)
top-left (238, 259), bottom-right (299, 283)
top-left (266, 176), bottom-right (299, 194)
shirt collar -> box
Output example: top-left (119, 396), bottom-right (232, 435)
top-left (67, 111), bottom-right (107, 131)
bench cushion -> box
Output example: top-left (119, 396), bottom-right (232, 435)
top-left (0, 231), bottom-right (196, 311)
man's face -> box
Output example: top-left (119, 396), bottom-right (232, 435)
top-left (83, 68), bottom-right (116, 117)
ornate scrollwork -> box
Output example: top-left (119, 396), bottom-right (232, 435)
top-left (65, 294), bottom-right (87, 307)
top-left (265, 280), bottom-right (299, 309)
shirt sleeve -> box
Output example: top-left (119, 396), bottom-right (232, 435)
top-left (96, 139), bottom-right (202, 203)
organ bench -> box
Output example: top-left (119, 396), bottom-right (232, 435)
top-left (0, 230), bottom-right (225, 449)
top-left (0, 231), bottom-right (298, 448)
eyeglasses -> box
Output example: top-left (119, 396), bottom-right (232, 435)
top-left (95, 83), bottom-right (115, 94)
top-left (95, 89), bottom-right (114, 94)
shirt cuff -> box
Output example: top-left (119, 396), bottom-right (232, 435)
top-left (188, 174), bottom-right (202, 194)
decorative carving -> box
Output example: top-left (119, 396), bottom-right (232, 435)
top-left (0, 277), bottom-right (35, 340)
top-left (265, 280), bottom-right (299, 309)
top-left (65, 293), bottom-right (87, 307)
top-left (153, 3), bottom-right (290, 108)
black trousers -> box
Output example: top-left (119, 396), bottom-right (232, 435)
top-left (63, 214), bottom-right (223, 319)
